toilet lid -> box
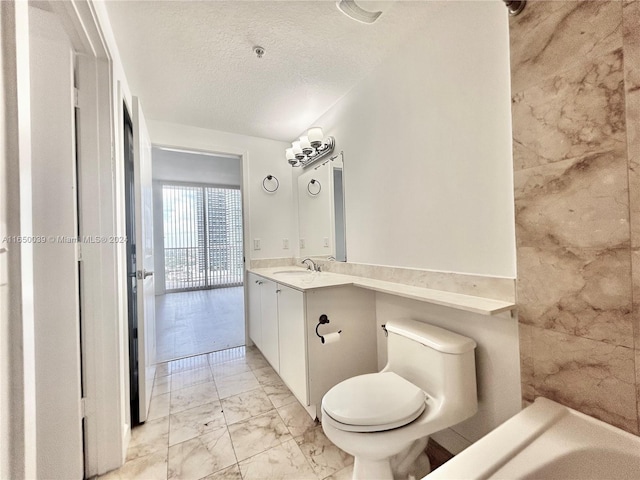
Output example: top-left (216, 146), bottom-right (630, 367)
top-left (322, 372), bottom-right (426, 428)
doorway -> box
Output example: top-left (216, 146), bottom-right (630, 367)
top-left (152, 147), bottom-right (246, 362)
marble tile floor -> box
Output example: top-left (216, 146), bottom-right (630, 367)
top-left (156, 287), bottom-right (245, 363)
top-left (100, 346), bottom-right (355, 480)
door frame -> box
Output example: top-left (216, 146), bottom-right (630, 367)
top-left (3, 1), bottom-right (131, 477)
top-left (153, 143), bottom-right (252, 347)
top-left (2, 2), bottom-right (38, 477)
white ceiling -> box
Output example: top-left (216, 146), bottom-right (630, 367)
top-left (104, 0), bottom-right (445, 141)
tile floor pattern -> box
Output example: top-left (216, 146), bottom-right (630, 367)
top-left (100, 346), bottom-right (354, 480)
top-left (156, 288), bottom-right (245, 363)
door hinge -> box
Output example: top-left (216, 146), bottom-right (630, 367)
top-left (80, 397), bottom-right (87, 418)
top-left (74, 87), bottom-right (79, 108)
top-left (77, 243), bottom-right (83, 262)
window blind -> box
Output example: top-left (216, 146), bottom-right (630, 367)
top-left (162, 184), bottom-right (243, 291)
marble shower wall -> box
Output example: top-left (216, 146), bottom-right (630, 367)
top-left (510, 0), bottom-right (640, 434)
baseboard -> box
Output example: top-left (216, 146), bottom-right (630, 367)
top-left (121, 423), bottom-right (130, 463)
top-left (431, 428), bottom-right (472, 455)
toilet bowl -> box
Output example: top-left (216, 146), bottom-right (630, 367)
top-left (321, 319), bottom-right (478, 480)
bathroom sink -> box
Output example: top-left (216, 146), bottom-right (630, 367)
top-left (273, 269), bottom-right (315, 276)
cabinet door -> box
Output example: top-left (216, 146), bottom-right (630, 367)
top-left (260, 279), bottom-right (280, 372)
top-left (247, 273), bottom-right (263, 349)
top-left (277, 285), bottom-right (308, 405)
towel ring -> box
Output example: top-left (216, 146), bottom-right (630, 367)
top-left (263, 175), bottom-right (279, 193)
top-left (308, 179), bottom-right (321, 196)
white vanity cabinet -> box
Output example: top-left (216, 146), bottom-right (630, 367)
top-left (248, 273), bottom-right (306, 396)
top-left (247, 271), bottom-right (378, 418)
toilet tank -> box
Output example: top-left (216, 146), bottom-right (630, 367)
top-left (385, 319), bottom-right (477, 411)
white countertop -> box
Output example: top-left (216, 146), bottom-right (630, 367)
top-left (248, 267), bottom-right (516, 316)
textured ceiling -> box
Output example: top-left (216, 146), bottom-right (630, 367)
top-left (105, 1), bottom-right (444, 141)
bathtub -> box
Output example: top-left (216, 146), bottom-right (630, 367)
top-left (426, 397), bottom-right (640, 479)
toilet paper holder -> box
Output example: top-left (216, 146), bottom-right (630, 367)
top-left (316, 314), bottom-right (342, 344)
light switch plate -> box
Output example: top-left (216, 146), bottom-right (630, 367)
top-left (283, 238), bottom-right (289, 249)
top-left (299, 238), bottom-right (305, 249)
top-left (253, 238), bottom-right (261, 250)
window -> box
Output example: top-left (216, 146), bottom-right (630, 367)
top-left (162, 184), bottom-right (243, 291)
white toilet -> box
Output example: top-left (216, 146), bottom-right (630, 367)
top-left (321, 318), bottom-right (478, 480)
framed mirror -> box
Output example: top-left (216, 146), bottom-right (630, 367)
top-left (297, 153), bottom-right (346, 261)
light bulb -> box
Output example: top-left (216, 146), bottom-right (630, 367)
top-left (292, 141), bottom-right (305, 160)
top-left (300, 135), bottom-right (313, 155)
top-left (285, 148), bottom-right (296, 163)
top-left (308, 127), bottom-right (323, 148)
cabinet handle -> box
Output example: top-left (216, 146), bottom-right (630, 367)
top-left (276, 289), bottom-right (282, 293)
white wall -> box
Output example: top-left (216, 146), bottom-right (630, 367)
top-left (151, 147), bottom-right (242, 294)
top-left (147, 120), bottom-right (296, 262)
top-left (308, 1), bottom-right (516, 278)
top-left (153, 147), bottom-right (241, 185)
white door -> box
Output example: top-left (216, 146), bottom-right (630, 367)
top-left (132, 97), bottom-right (156, 421)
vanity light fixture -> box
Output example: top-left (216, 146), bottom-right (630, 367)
top-left (286, 127), bottom-right (335, 168)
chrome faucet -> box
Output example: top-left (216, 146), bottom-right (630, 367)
top-left (302, 258), bottom-right (320, 272)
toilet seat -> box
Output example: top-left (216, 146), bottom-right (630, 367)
top-left (322, 372), bottom-right (426, 433)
